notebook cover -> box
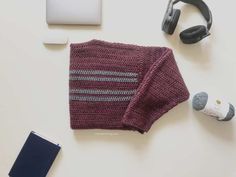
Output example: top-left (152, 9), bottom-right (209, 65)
top-left (9, 131), bottom-right (61, 177)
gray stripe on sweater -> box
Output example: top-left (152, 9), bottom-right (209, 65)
top-left (70, 96), bottom-right (132, 102)
top-left (70, 70), bottom-right (138, 77)
top-left (70, 76), bottom-right (138, 83)
top-left (70, 89), bottom-right (136, 95)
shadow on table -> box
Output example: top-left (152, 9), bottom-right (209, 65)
top-left (72, 101), bottom-right (190, 149)
top-left (48, 24), bottom-right (102, 31)
top-left (44, 44), bottom-right (68, 50)
top-left (193, 110), bottom-right (235, 141)
top-left (163, 4), bottom-right (215, 65)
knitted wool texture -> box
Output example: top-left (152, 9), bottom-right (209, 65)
top-left (70, 40), bottom-right (189, 133)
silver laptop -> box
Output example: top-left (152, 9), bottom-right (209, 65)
top-left (46, 0), bottom-right (102, 25)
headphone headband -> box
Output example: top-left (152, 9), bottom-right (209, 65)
top-left (177, 0), bottom-right (212, 29)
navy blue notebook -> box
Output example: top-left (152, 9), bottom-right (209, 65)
top-left (9, 131), bottom-right (61, 177)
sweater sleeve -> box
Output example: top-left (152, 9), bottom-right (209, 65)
top-left (122, 48), bottom-right (190, 133)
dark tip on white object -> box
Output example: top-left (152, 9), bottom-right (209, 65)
top-left (192, 92), bottom-right (235, 121)
top-left (225, 104), bottom-right (235, 121)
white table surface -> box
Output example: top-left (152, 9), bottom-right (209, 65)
top-left (1, 0), bottom-right (236, 177)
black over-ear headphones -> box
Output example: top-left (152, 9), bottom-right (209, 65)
top-left (162, 0), bottom-right (212, 44)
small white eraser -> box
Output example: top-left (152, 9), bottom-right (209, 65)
top-left (43, 33), bottom-right (68, 45)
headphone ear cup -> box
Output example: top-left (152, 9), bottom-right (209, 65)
top-left (180, 25), bottom-right (208, 44)
top-left (168, 9), bottom-right (181, 34)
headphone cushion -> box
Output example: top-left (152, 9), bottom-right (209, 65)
top-left (180, 25), bottom-right (208, 43)
top-left (168, 9), bottom-right (181, 34)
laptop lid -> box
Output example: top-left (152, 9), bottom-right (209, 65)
top-left (46, 0), bottom-right (102, 25)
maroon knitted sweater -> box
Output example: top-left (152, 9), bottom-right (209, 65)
top-left (69, 40), bottom-right (189, 133)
